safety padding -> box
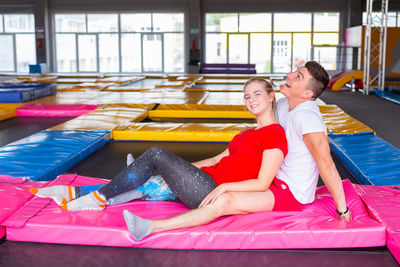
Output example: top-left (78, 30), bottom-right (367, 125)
top-left (319, 105), bottom-right (374, 135)
top-left (0, 130), bottom-right (110, 181)
top-left (329, 134), bottom-right (400, 185)
top-left (149, 104), bottom-right (255, 120)
top-left (16, 104), bottom-right (99, 117)
top-left (328, 70), bottom-right (364, 91)
top-left (4, 176), bottom-right (386, 249)
top-left (25, 78), bottom-right (98, 84)
top-left (354, 184), bottom-right (400, 264)
top-left (375, 89), bottom-right (400, 105)
top-left (0, 103), bottom-right (23, 121)
top-left (112, 122), bottom-right (255, 142)
top-left (388, 233), bottom-right (400, 264)
top-left (57, 83), bottom-right (112, 91)
top-left (96, 76), bottom-right (146, 85)
top-left (0, 226), bottom-right (4, 239)
top-left (48, 104), bottom-right (151, 130)
top-left (28, 90), bottom-right (206, 105)
top-left (196, 79), bottom-right (248, 85)
top-left (200, 75), bottom-right (270, 80)
top-left (0, 176), bottom-right (48, 227)
top-left (0, 83), bottom-right (57, 103)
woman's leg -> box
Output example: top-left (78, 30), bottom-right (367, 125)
top-left (124, 190), bottom-right (275, 241)
top-left (63, 146), bottom-right (217, 210)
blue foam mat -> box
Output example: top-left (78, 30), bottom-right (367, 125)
top-left (374, 89), bottom-right (400, 105)
top-left (329, 134), bottom-right (400, 186)
top-left (0, 83), bottom-right (56, 103)
top-left (0, 130), bottom-right (110, 181)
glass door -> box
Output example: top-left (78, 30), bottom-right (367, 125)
top-left (142, 33), bottom-right (162, 72)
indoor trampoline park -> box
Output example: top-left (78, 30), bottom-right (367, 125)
top-left (1, 1), bottom-right (400, 266)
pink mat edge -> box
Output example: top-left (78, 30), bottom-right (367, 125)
top-left (16, 104), bottom-right (99, 117)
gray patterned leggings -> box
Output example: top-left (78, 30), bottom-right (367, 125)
top-left (97, 146), bottom-right (217, 209)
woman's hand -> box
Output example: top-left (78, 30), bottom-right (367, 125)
top-left (199, 184), bottom-right (226, 208)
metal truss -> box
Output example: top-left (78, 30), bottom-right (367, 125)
top-left (363, 0), bottom-right (389, 94)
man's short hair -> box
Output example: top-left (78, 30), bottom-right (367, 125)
top-left (305, 61), bottom-right (329, 99)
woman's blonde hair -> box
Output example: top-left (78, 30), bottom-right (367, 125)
top-left (244, 78), bottom-right (276, 110)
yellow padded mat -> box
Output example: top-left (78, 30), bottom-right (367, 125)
top-left (149, 104), bottom-right (255, 119)
top-left (0, 103), bottom-right (23, 121)
top-left (96, 75), bottom-right (146, 85)
top-left (196, 79), bottom-right (248, 85)
top-left (48, 104), bottom-right (151, 130)
top-left (319, 105), bottom-right (374, 135)
top-left (112, 122), bottom-right (256, 142)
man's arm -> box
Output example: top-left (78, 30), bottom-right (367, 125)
top-left (303, 132), bottom-right (351, 220)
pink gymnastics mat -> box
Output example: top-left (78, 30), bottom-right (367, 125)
top-left (354, 184), bottom-right (400, 263)
top-left (3, 175), bottom-right (386, 249)
top-left (0, 175), bottom-right (49, 239)
top-left (16, 104), bottom-right (98, 117)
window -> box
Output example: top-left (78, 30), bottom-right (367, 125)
top-left (55, 13), bottom-right (184, 73)
top-left (0, 14), bottom-right (35, 72)
top-left (205, 12), bottom-right (340, 73)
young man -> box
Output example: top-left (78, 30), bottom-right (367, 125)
top-left (123, 61), bottom-right (351, 241)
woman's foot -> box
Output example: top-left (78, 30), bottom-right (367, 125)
top-left (123, 210), bottom-right (151, 241)
top-left (61, 190), bottom-right (106, 211)
top-left (29, 185), bottom-right (75, 205)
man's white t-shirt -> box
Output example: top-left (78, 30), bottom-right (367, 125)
top-left (275, 97), bottom-right (326, 204)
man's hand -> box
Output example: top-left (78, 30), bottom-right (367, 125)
top-left (337, 209), bottom-right (352, 222)
top-left (199, 184), bottom-right (226, 208)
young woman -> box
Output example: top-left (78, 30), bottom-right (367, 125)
top-left (32, 78), bottom-right (301, 240)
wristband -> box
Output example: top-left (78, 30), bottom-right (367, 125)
top-left (336, 206), bottom-right (349, 216)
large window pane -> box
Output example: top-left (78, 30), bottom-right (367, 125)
top-left (228, 34), bottom-right (248, 63)
top-left (55, 14), bottom-right (86, 32)
top-left (313, 33), bottom-right (339, 45)
top-left (0, 15), bottom-right (3, 32)
top-left (56, 34), bottom-right (77, 72)
top-left (206, 14), bottom-right (238, 32)
top-left (314, 13), bottom-right (339, 31)
top-left (293, 33), bottom-right (311, 69)
top-left (121, 14), bottom-right (151, 32)
top-left (273, 33), bottom-right (291, 73)
top-left (153, 14), bottom-right (184, 32)
top-left (88, 14), bottom-right (118, 32)
top-left (274, 13), bottom-right (311, 32)
top-left (121, 33), bottom-right (141, 72)
top-left (143, 34), bottom-right (162, 72)
top-left (239, 13), bottom-right (271, 32)
top-left (78, 35), bottom-right (97, 72)
top-left (314, 47), bottom-right (337, 70)
top-left (164, 33), bottom-right (184, 72)
top-left (4, 14), bottom-right (34, 32)
top-left (250, 33), bottom-right (271, 73)
top-left (99, 34), bottom-right (119, 72)
top-left (205, 33), bottom-right (227, 63)
top-left (16, 34), bottom-right (36, 72)
top-left (0, 35), bottom-right (14, 71)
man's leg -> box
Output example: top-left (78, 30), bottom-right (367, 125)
top-left (124, 190), bottom-right (275, 241)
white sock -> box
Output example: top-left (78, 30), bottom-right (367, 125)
top-left (61, 190), bottom-right (106, 211)
top-left (127, 153), bottom-right (135, 166)
top-left (30, 185), bottom-right (75, 205)
top-left (123, 210), bottom-right (151, 241)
